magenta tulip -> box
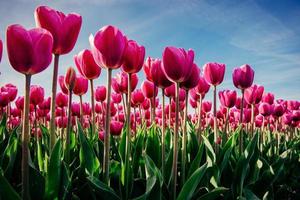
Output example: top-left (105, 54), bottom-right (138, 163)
top-left (162, 47), bottom-right (194, 83)
top-left (203, 62), bottom-right (225, 86)
top-left (244, 84), bottom-right (264, 105)
top-left (30, 85), bottom-right (44, 106)
top-left (95, 86), bottom-right (107, 102)
top-left (35, 6), bottom-right (82, 55)
top-left (75, 49), bottom-right (101, 80)
top-left (6, 25), bottom-right (53, 75)
top-left (1, 84), bottom-right (18, 102)
top-left (262, 92), bottom-right (274, 105)
top-left (219, 90), bottom-right (237, 108)
top-left (232, 64), bottom-right (254, 90)
top-left (73, 75), bottom-right (88, 96)
top-left (141, 80), bottom-right (158, 99)
top-left (122, 40), bottom-right (145, 73)
top-left (181, 63), bottom-right (200, 90)
top-left (59, 75), bottom-right (69, 94)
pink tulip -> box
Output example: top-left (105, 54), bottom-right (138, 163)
top-left (74, 49), bottom-right (101, 80)
top-left (244, 84), bottom-right (264, 105)
top-left (195, 76), bottom-right (210, 96)
top-left (73, 75), bottom-right (88, 96)
top-left (141, 80), bottom-right (158, 98)
top-left (162, 47), bottom-right (194, 83)
top-left (287, 100), bottom-right (300, 110)
top-left (165, 84), bottom-right (176, 98)
top-left (35, 6), bottom-right (82, 55)
top-left (64, 67), bottom-right (76, 91)
top-left (90, 25), bottom-right (127, 69)
top-left (95, 86), bottom-right (107, 102)
top-left (58, 75), bottom-right (69, 94)
top-left (111, 93), bottom-right (122, 104)
top-left (0, 92), bottom-right (10, 107)
top-left (273, 104), bottom-right (285, 117)
top-left (132, 89), bottom-right (145, 105)
top-left (219, 90), bottom-right (237, 108)
top-left (203, 62), bottom-right (225, 86)
top-left (1, 84), bottom-right (18, 102)
top-left (110, 120), bottom-right (124, 136)
top-left (15, 96), bottom-right (24, 110)
top-left (56, 92), bottom-right (68, 108)
top-left (181, 63), bottom-right (200, 90)
top-left (115, 72), bottom-right (138, 94)
top-left (6, 24), bottom-right (53, 75)
top-left (202, 101), bottom-right (212, 113)
top-left (232, 64), bottom-right (254, 90)
top-left (30, 85), bottom-right (44, 106)
top-left (259, 103), bottom-right (272, 117)
top-left (122, 40), bottom-right (145, 73)
top-left (262, 92), bottom-right (274, 105)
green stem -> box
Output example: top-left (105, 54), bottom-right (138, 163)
top-left (172, 82), bottom-right (180, 200)
top-left (213, 86), bottom-right (218, 153)
top-left (239, 89), bottom-right (245, 155)
top-left (197, 94), bottom-right (202, 144)
top-left (49, 54), bottom-right (60, 150)
top-left (65, 89), bottom-right (73, 164)
top-left (90, 79), bottom-right (96, 135)
top-left (103, 69), bottom-right (112, 184)
top-left (22, 74), bottom-right (31, 200)
top-left (161, 89), bottom-right (165, 178)
top-left (181, 89), bottom-right (188, 185)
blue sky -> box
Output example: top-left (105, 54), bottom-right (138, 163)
top-left (0, 0), bottom-right (300, 103)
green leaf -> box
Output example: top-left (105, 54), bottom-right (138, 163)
top-left (202, 135), bottom-right (216, 167)
top-left (78, 123), bottom-right (100, 176)
top-left (145, 125), bottom-right (161, 168)
top-left (177, 162), bottom-right (208, 200)
top-left (0, 128), bottom-right (19, 179)
top-left (44, 139), bottom-right (62, 200)
top-left (59, 162), bottom-right (72, 200)
top-left (187, 143), bottom-right (204, 179)
top-left (198, 187), bottom-right (229, 200)
top-left (0, 168), bottom-right (21, 200)
top-left (87, 176), bottom-right (120, 200)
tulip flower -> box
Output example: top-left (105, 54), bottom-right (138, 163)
top-left (232, 64), bottom-right (254, 154)
top-left (203, 62), bottom-right (225, 151)
top-left (90, 25), bottom-right (127, 183)
top-left (162, 46), bottom-right (194, 199)
top-left (1, 84), bottom-right (18, 118)
top-left (64, 67), bottom-right (76, 163)
top-left (262, 92), bottom-right (275, 105)
top-left (75, 49), bottom-right (101, 136)
top-left (244, 85), bottom-right (264, 136)
top-left (219, 90), bottom-right (237, 137)
top-left (6, 24), bottom-right (53, 199)
top-left (35, 5), bottom-right (82, 149)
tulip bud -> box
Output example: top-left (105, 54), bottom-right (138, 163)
top-left (64, 67), bottom-right (76, 91)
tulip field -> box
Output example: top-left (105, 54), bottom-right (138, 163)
top-left (1, 5), bottom-right (300, 200)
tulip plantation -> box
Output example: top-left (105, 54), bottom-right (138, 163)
top-left (1, 5), bottom-right (300, 200)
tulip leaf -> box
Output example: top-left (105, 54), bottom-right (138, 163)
top-left (202, 135), bottom-right (216, 167)
top-left (177, 162), bottom-right (208, 200)
top-left (78, 123), bottom-right (100, 176)
top-left (0, 168), bottom-right (21, 200)
top-left (198, 187), bottom-right (229, 200)
top-left (44, 139), bottom-right (62, 200)
top-left (87, 176), bottom-right (120, 200)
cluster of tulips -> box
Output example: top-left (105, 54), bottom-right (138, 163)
top-left (0, 5), bottom-right (300, 200)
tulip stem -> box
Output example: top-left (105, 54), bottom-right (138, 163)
top-left (22, 74), bottom-right (31, 200)
top-left (239, 89), bottom-right (245, 155)
top-left (223, 107), bottom-right (229, 142)
top-left (197, 94), bottom-right (202, 143)
top-left (213, 86), bottom-right (218, 153)
top-left (125, 73), bottom-right (132, 199)
top-left (181, 89), bottom-right (188, 186)
top-left (172, 82), bottom-right (180, 200)
top-left (65, 89), bottom-right (73, 164)
top-left (79, 95), bottom-right (83, 124)
top-left (103, 69), bottom-right (112, 184)
top-left (169, 98), bottom-right (172, 127)
top-left (50, 54), bottom-right (60, 150)
top-left (161, 89), bottom-right (165, 178)
top-left (90, 80), bottom-right (96, 136)
top-left (250, 104), bottom-right (254, 137)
